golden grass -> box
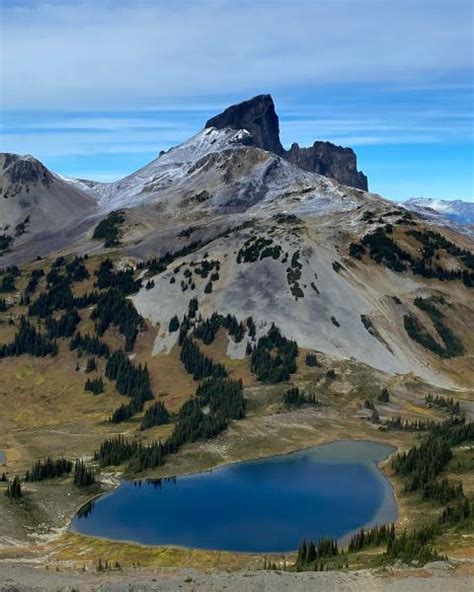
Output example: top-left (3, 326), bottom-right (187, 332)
top-left (48, 532), bottom-right (264, 571)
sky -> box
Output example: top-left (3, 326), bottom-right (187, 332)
top-left (0, 0), bottom-right (473, 201)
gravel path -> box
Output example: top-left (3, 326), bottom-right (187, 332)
top-left (0, 563), bottom-right (472, 592)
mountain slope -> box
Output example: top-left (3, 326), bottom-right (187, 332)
top-left (0, 153), bottom-right (98, 257)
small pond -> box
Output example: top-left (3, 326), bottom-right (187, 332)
top-left (72, 440), bottom-right (397, 552)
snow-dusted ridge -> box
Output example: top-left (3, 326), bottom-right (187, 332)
top-left (57, 124), bottom-right (379, 220)
top-left (82, 127), bottom-right (254, 210)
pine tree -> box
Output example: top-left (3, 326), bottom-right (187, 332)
top-left (86, 357), bottom-right (97, 373)
top-left (5, 475), bottom-right (22, 499)
top-left (73, 460), bottom-right (95, 487)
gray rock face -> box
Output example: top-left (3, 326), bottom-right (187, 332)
top-left (286, 141), bottom-right (368, 191)
top-left (205, 95), bottom-right (368, 191)
top-left (205, 94), bottom-right (284, 156)
top-left (1, 153), bottom-right (53, 199)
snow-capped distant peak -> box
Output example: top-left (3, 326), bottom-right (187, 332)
top-left (405, 197), bottom-right (474, 226)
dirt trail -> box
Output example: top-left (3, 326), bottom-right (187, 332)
top-left (0, 562), bottom-right (472, 592)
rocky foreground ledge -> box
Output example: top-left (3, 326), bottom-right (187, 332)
top-left (0, 562), bottom-right (473, 592)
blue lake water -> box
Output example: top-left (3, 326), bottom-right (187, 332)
top-left (0, 450), bottom-right (5, 464)
top-left (71, 440), bottom-right (397, 553)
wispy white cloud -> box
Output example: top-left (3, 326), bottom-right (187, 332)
top-left (1, 0), bottom-right (472, 109)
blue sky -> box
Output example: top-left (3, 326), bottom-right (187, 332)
top-left (0, 0), bottom-right (473, 201)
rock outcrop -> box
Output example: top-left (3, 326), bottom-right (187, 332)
top-left (0, 153), bottom-right (53, 199)
top-left (286, 141), bottom-right (368, 191)
top-left (205, 95), bottom-right (368, 190)
top-left (205, 94), bottom-right (284, 156)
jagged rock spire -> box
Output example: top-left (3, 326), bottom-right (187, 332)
top-left (205, 94), bottom-right (368, 190)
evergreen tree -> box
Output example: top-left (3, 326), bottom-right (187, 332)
top-left (5, 475), bottom-right (22, 499)
top-left (86, 357), bottom-right (97, 373)
top-left (140, 401), bottom-right (170, 430)
top-left (168, 315), bottom-right (180, 332)
top-left (73, 460), bottom-right (95, 487)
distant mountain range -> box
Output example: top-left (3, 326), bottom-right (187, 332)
top-left (405, 198), bottom-right (474, 226)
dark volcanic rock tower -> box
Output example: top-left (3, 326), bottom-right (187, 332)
top-left (205, 94), bottom-right (285, 156)
top-left (205, 94), bottom-right (368, 191)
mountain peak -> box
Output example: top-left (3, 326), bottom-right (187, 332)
top-left (205, 95), bottom-right (368, 190)
top-left (205, 94), bottom-right (284, 156)
top-left (0, 152), bottom-right (53, 196)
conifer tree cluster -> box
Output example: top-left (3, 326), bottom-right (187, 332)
top-left (64, 256), bottom-right (89, 282)
top-left (383, 416), bottom-right (434, 432)
top-left (392, 432), bottom-right (453, 491)
top-left (0, 266), bottom-right (20, 293)
top-left (45, 308), bottom-right (81, 338)
top-left (138, 240), bottom-right (205, 277)
top-left (73, 460), bottom-right (96, 487)
top-left (423, 478), bottom-right (464, 504)
top-left (92, 210), bottom-right (125, 247)
top-left (25, 457), bottom-right (73, 482)
top-left (282, 387), bottom-right (320, 409)
top-left (0, 317), bottom-right (58, 358)
top-left (403, 298), bottom-right (464, 359)
top-left (94, 259), bottom-right (141, 295)
top-left (105, 351), bottom-right (153, 399)
top-left (94, 435), bottom-right (140, 466)
top-left (192, 313), bottom-right (246, 345)
top-left (140, 401), bottom-right (170, 430)
top-left (28, 272), bottom-right (75, 317)
top-left (192, 313), bottom-right (223, 344)
top-left (384, 525), bottom-right (440, 565)
top-left (237, 236), bottom-right (281, 264)
top-left (425, 394), bottom-right (461, 415)
top-left (94, 435), bottom-right (167, 472)
top-left (348, 524), bottom-right (395, 551)
top-left (439, 497), bottom-right (472, 526)
top-left (195, 378), bottom-right (245, 420)
top-left (70, 332), bottom-right (110, 358)
top-left (105, 350), bottom-right (154, 422)
top-left (85, 377), bottom-right (104, 395)
top-left (180, 336), bottom-right (227, 380)
top-left (251, 325), bottom-right (297, 383)
top-left (296, 538), bottom-right (339, 567)
top-left (95, 377), bottom-right (245, 471)
top-left (91, 288), bottom-right (143, 350)
top-left (25, 269), bottom-right (45, 294)
top-left (354, 225), bottom-right (474, 287)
